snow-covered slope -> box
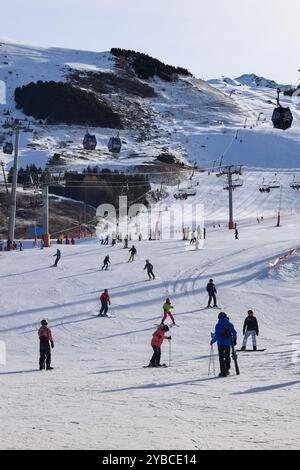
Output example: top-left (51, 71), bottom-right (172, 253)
top-left (1, 208), bottom-right (300, 449)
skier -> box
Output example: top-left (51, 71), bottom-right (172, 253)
top-left (53, 249), bottom-right (61, 267)
top-left (235, 228), bottom-right (239, 240)
top-left (144, 259), bottom-right (155, 280)
top-left (210, 312), bottom-right (237, 377)
top-left (206, 279), bottom-right (218, 308)
top-left (38, 320), bottom-right (54, 371)
top-left (128, 245), bottom-right (137, 262)
top-left (19, 241), bottom-right (23, 251)
top-left (161, 298), bottom-right (176, 326)
top-left (98, 289), bottom-right (111, 317)
top-left (101, 255), bottom-right (111, 271)
top-left (241, 310), bottom-right (259, 351)
top-left (124, 235), bottom-right (129, 249)
top-left (148, 324), bottom-right (172, 367)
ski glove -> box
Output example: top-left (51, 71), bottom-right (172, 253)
top-left (51, 341), bottom-right (54, 349)
top-left (167, 337), bottom-right (172, 341)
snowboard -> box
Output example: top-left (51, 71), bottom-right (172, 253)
top-left (231, 343), bottom-right (240, 375)
top-left (143, 364), bottom-right (168, 369)
top-left (237, 349), bottom-right (266, 352)
top-left (97, 314), bottom-right (116, 318)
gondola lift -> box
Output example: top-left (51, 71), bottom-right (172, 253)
top-left (2, 141), bottom-right (13, 155)
top-left (108, 133), bottom-right (122, 154)
top-left (83, 128), bottom-right (97, 150)
top-left (272, 89), bottom-right (293, 130)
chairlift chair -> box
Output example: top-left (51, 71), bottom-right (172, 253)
top-left (289, 176), bottom-right (300, 191)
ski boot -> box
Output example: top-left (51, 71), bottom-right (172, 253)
top-left (241, 346), bottom-right (246, 351)
top-left (253, 346), bottom-right (257, 351)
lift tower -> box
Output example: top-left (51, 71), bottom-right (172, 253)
top-left (215, 164), bottom-right (243, 230)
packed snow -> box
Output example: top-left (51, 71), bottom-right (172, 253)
top-left (1, 170), bottom-right (300, 449)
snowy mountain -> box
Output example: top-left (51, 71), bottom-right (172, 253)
top-left (1, 39), bottom-right (299, 177)
top-left (234, 73), bottom-right (289, 90)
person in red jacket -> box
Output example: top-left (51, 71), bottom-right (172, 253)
top-left (98, 289), bottom-right (111, 317)
top-left (149, 324), bottom-right (171, 367)
top-left (38, 320), bottom-right (54, 371)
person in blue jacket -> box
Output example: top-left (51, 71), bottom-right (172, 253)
top-left (211, 312), bottom-right (237, 377)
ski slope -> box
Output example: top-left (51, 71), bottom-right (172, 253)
top-left (1, 213), bottom-right (300, 450)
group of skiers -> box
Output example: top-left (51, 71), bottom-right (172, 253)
top-left (37, 245), bottom-right (261, 376)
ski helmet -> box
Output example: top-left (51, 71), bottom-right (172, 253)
top-left (209, 279), bottom-right (214, 283)
top-left (162, 324), bottom-right (170, 332)
top-left (218, 312), bottom-right (228, 320)
top-left (41, 320), bottom-right (48, 326)
top-left (248, 310), bottom-right (254, 315)
top-left (104, 289), bottom-right (108, 293)
top-left (166, 297), bottom-right (171, 303)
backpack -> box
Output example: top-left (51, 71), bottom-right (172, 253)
top-left (221, 324), bottom-right (232, 340)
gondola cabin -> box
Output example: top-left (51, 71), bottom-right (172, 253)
top-left (108, 135), bottom-right (122, 154)
top-left (83, 132), bottom-right (97, 150)
top-left (272, 89), bottom-right (293, 130)
top-left (3, 142), bottom-right (13, 155)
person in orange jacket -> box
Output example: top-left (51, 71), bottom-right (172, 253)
top-left (148, 324), bottom-right (171, 367)
top-left (38, 320), bottom-right (54, 371)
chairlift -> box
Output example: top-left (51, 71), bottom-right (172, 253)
top-left (108, 133), bottom-right (122, 154)
top-left (272, 89), bottom-right (293, 130)
top-left (3, 142), bottom-right (13, 155)
top-left (259, 176), bottom-right (281, 193)
top-left (83, 131), bottom-right (97, 150)
top-left (289, 176), bottom-right (300, 191)
top-left (223, 177), bottom-right (244, 191)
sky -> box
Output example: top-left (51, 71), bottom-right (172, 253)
top-left (1, 0), bottom-right (299, 84)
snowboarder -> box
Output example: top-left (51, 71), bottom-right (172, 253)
top-left (148, 324), bottom-right (172, 367)
top-left (38, 320), bottom-right (54, 371)
top-left (53, 249), bottom-right (61, 267)
top-left (101, 255), bottom-right (111, 271)
top-left (241, 310), bottom-right (259, 351)
top-left (161, 298), bottom-right (176, 325)
top-left (98, 289), bottom-right (111, 317)
top-left (128, 245), bottom-right (137, 262)
top-left (210, 312), bottom-right (237, 377)
top-left (206, 279), bottom-right (218, 308)
top-left (144, 259), bottom-right (155, 280)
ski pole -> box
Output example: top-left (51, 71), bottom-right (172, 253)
top-left (169, 339), bottom-right (172, 368)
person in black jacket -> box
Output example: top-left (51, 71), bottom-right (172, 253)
top-left (241, 310), bottom-right (259, 351)
top-left (206, 279), bottom-right (218, 308)
top-left (144, 259), bottom-right (155, 280)
top-left (101, 255), bottom-right (110, 271)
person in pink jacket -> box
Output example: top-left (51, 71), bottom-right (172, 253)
top-left (148, 325), bottom-right (171, 367)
